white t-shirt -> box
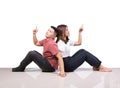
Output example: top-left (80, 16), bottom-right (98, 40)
top-left (57, 40), bottom-right (74, 57)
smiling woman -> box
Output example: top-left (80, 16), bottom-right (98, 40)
top-left (0, 0), bottom-right (120, 68)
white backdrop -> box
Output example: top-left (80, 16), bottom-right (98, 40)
top-left (0, 0), bottom-right (120, 68)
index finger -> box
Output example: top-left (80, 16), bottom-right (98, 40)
top-left (36, 26), bottom-right (37, 29)
top-left (81, 24), bottom-right (84, 28)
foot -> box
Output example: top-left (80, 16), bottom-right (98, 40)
top-left (99, 67), bottom-right (112, 72)
top-left (12, 67), bottom-right (25, 72)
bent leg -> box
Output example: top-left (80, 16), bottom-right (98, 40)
top-left (64, 49), bottom-right (101, 71)
top-left (31, 51), bottom-right (55, 72)
top-left (12, 50), bottom-right (34, 72)
top-left (12, 50), bottom-right (55, 72)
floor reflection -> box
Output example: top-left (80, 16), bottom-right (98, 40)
top-left (0, 68), bottom-right (120, 88)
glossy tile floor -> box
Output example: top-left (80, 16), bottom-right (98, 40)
top-left (0, 68), bottom-right (120, 88)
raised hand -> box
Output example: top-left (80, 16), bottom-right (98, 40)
top-left (33, 26), bottom-right (38, 34)
top-left (79, 24), bottom-right (83, 32)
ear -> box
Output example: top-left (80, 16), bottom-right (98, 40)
top-left (53, 34), bottom-right (56, 38)
top-left (53, 32), bottom-right (57, 37)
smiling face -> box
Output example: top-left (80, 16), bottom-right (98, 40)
top-left (65, 27), bottom-right (70, 37)
top-left (56, 24), bottom-right (70, 43)
top-left (45, 28), bottom-right (56, 38)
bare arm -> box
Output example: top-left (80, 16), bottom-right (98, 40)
top-left (74, 24), bottom-right (83, 46)
top-left (33, 26), bottom-right (42, 46)
top-left (56, 52), bottom-right (66, 77)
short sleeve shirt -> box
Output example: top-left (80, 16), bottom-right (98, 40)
top-left (57, 40), bottom-right (74, 58)
top-left (39, 38), bottom-right (60, 69)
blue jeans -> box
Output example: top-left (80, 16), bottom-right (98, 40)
top-left (63, 49), bottom-right (101, 72)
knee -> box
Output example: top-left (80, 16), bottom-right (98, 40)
top-left (28, 50), bottom-right (36, 56)
top-left (79, 49), bottom-right (86, 52)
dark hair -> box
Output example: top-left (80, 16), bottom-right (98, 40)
top-left (51, 26), bottom-right (58, 37)
top-left (56, 24), bottom-right (69, 43)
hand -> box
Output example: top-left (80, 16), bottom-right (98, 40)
top-left (79, 24), bottom-right (83, 32)
top-left (59, 71), bottom-right (66, 77)
top-left (33, 26), bottom-right (38, 34)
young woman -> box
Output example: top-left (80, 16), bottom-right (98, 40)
top-left (12, 26), bottom-right (66, 77)
top-left (56, 24), bottom-right (112, 72)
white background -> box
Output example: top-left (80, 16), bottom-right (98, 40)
top-left (0, 0), bottom-right (120, 68)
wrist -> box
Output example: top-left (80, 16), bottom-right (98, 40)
top-left (60, 70), bottom-right (65, 73)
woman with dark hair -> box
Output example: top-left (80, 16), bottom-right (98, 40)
top-left (56, 24), bottom-right (112, 72)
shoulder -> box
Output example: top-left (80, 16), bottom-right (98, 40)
top-left (39, 39), bottom-right (46, 45)
top-left (48, 40), bottom-right (59, 52)
top-left (57, 40), bottom-right (64, 43)
top-left (57, 40), bottom-right (65, 45)
top-left (67, 40), bottom-right (74, 46)
top-left (48, 39), bottom-right (58, 47)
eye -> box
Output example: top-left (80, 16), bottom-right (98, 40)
top-left (48, 30), bottom-right (51, 32)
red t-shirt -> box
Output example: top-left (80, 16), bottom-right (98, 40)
top-left (39, 38), bottom-right (59, 69)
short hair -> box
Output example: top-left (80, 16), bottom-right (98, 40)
top-left (51, 26), bottom-right (58, 36)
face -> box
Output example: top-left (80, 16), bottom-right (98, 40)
top-left (65, 27), bottom-right (70, 37)
top-left (45, 28), bottom-right (55, 38)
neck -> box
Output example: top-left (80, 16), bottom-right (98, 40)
top-left (62, 36), bottom-right (69, 43)
top-left (63, 37), bottom-right (67, 41)
top-left (46, 37), bottom-right (54, 40)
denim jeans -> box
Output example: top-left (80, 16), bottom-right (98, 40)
top-left (63, 49), bottom-right (101, 72)
top-left (19, 50), bottom-right (55, 72)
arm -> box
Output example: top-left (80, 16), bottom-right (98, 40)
top-left (33, 26), bottom-right (42, 46)
top-left (56, 52), bottom-right (66, 77)
top-left (74, 24), bottom-right (83, 46)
